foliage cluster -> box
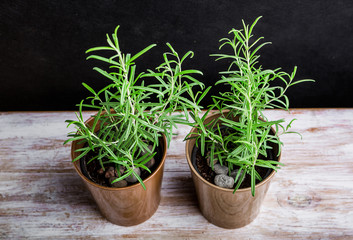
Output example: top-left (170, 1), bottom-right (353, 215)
top-left (65, 26), bottom-right (208, 189)
top-left (187, 17), bottom-right (314, 195)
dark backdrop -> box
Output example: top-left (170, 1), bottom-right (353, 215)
top-left (1, 0), bottom-right (352, 111)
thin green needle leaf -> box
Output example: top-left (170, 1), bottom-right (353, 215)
top-left (251, 166), bottom-right (256, 196)
top-left (86, 46), bottom-right (114, 54)
top-left (127, 44), bottom-right (157, 65)
top-left (82, 82), bottom-right (97, 96)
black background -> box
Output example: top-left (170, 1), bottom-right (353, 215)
top-left (1, 0), bottom-right (352, 111)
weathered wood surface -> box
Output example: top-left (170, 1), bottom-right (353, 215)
top-left (1, 109), bottom-right (353, 239)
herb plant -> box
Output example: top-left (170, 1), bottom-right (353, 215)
top-left (65, 26), bottom-right (208, 189)
top-left (187, 17), bottom-right (314, 196)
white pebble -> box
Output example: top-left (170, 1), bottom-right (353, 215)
top-left (230, 169), bottom-right (243, 179)
top-left (126, 167), bottom-right (141, 183)
top-left (110, 177), bottom-right (128, 188)
top-left (214, 174), bottom-right (234, 189)
top-left (214, 164), bottom-right (228, 175)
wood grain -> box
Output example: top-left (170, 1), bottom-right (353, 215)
top-left (1, 109), bottom-right (353, 239)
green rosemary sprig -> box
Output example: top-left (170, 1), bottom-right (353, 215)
top-left (187, 17), bottom-right (314, 196)
top-left (65, 26), bottom-right (208, 189)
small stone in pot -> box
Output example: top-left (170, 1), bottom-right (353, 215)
top-left (145, 157), bottom-right (156, 169)
top-left (142, 145), bottom-right (155, 169)
top-left (214, 174), bottom-right (234, 189)
top-left (109, 177), bottom-right (128, 188)
top-left (213, 164), bottom-right (228, 175)
top-left (230, 169), bottom-right (244, 180)
top-left (105, 166), bottom-right (115, 178)
top-left (116, 165), bottom-right (125, 175)
top-left (126, 167), bottom-right (141, 183)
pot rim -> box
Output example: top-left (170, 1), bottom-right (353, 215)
top-left (71, 114), bottom-right (167, 192)
top-left (185, 110), bottom-right (281, 193)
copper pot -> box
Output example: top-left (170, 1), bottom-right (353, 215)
top-left (71, 115), bottom-right (167, 226)
top-left (185, 111), bottom-right (280, 228)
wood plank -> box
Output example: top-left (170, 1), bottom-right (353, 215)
top-left (0, 109), bottom-right (353, 239)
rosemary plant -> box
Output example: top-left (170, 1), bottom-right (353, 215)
top-left (65, 26), bottom-right (208, 189)
top-left (187, 17), bottom-right (314, 196)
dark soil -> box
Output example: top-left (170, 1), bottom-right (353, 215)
top-left (80, 143), bottom-right (163, 188)
top-left (192, 145), bottom-right (275, 189)
top-left (195, 149), bottom-right (216, 182)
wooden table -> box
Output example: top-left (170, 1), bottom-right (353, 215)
top-left (1, 109), bottom-right (352, 239)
